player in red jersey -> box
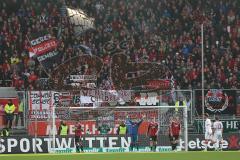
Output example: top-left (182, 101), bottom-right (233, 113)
top-left (169, 116), bottom-right (181, 151)
top-left (147, 117), bottom-right (159, 152)
top-left (75, 122), bottom-right (84, 153)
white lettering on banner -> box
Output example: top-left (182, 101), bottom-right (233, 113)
top-left (121, 137), bottom-right (131, 147)
top-left (46, 125), bottom-right (58, 135)
top-left (79, 90), bottom-right (131, 103)
top-left (179, 138), bottom-right (229, 150)
top-left (0, 136), bottom-right (236, 153)
top-left (135, 92), bottom-right (159, 106)
top-left (29, 91), bottom-right (53, 110)
top-left (8, 139), bottom-right (18, 152)
top-left (28, 90), bottom-right (131, 112)
top-left (226, 121), bottom-right (232, 129)
top-left (32, 138), bottom-right (43, 152)
top-left (31, 41), bottom-right (57, 54)
top-left (43, 138), bottom-right (52, 152)
top-left (96, 137), bottom-right (106, 148)
top-left (0, 139), bottom-right (5, 153)
top-left (109, 137), bottom-right (118, 148)
top-left (30, 34), bottom-right (52, 46)
top-left (85, 137), bottom-right (95, 148)
top-left (224, 120), bottom-right (238, 129)
top-left (56, 138), bottom-right (72, 148)
top-left (188, 140), bottom-right (196, 149)
top-left (20, 138), bottom-right (30, 152)
top-left (45, 124), bottom-right (98, 136)
top-left (70, 75), bottom-right (97, 81)
top-left (69, 125), bottom-right (74, 135)
top-left (37, 51), bottom-right (58, 62)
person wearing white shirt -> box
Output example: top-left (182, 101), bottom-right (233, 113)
top-left (212, 116), bottom-right (223, 151)
top-left (204, 113), bottom-right (212, 151)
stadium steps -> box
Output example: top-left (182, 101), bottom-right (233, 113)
top-left (9, 128), bottom-right (28, 136)
top-left (188, 124), bottom-right (198, 134)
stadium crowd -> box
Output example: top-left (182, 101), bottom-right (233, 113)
top-left (0, 0), bottom-right (239, 90)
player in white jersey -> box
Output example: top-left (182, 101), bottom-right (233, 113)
top-left (204, 113), bottom-right (212, 151)
top-left (212, 116), bottom-right (223, 151)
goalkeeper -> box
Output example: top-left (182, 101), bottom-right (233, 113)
top-left (126, 115), bottom-right (145, 151)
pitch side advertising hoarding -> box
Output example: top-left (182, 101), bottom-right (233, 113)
top-left (0, 134), bottom-right (239, 153)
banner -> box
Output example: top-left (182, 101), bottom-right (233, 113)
top-left (28, 91), bottom-right (53, 110)
top-left (69, 75), bottom-right (97, 82)
top-left (0, 134), bottom-right (239, 153)
top-left (194, 119), bottom-right (240, 133)
top-left (27, 30), bottom-right (61, 69)
top-left (27, 90), bottom-right (132, 113)
top-left (195, 89), bottom-right (237, 115)
top-left (146, 79), bottom-right (171, 90)
top-left (236, 90), bottom-right (240, 116)
top-left (27, 120), bottom-right (149, 136)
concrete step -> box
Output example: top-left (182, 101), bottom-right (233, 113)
top-left (9, 128), bottom-right (28, 136)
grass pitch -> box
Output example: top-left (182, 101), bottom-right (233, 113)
top-left (0, 151), bottom-right (239, 160)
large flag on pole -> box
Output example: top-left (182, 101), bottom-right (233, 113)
top-left (27, 30), bottom-right (62, 70)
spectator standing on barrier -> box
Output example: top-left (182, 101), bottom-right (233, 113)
top-left (58, 121), bottom-right (69, 136)
top-left (117, 121), bottom-right (127, 135)
top-left (4, 100), bottom-right (16, 129)
top-left (98, 123), bottom-right (110, 135)
top-left (75, 122), bottom-right (84, 153)
top-left (175, 97), bottom-right (187, 112)
top-left (98, 123), bottom-right (111, 149)
top-left (15, 100), bottom-right (24, 128)
top-left (126, 114), bottom-right (145, 151)
top-left (0, 128), bottom-right (9, 137)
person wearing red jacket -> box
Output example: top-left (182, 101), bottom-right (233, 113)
top-left (147, 117), bottom-right (159, 152)
top-left (75, 122), bottom-right (84, 153)
top-left (169, 116), bottom-right (181, 151)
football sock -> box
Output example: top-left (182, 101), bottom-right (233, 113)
top-left (154, 145), bottom-right (157, 151)
top-left (76, 146), bottom-right (80, 153)
top-left (219, 142), bottom-right (222, 150)
top-left (204, 142), bottom-right (208, 151)
top-left (130, 143), bottom-right (133, 151)
top-left (171, 143), bottom-right (174, 150)
top-left (214, 143), bottom-right (218, 150)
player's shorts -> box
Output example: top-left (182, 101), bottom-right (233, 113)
top-left (75, 136), bottom-right (82, 143)
top-left (169, 135), bottom-right (179, 141)
top-left (205, 131), bottom-right (212, 140)
top-left (149, 136), bottom-right (157, 142)
top-left (213, 132), bottom-right (223, 142)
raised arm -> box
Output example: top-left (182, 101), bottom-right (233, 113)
top-left (126, 115), bottom-right (134, 125)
